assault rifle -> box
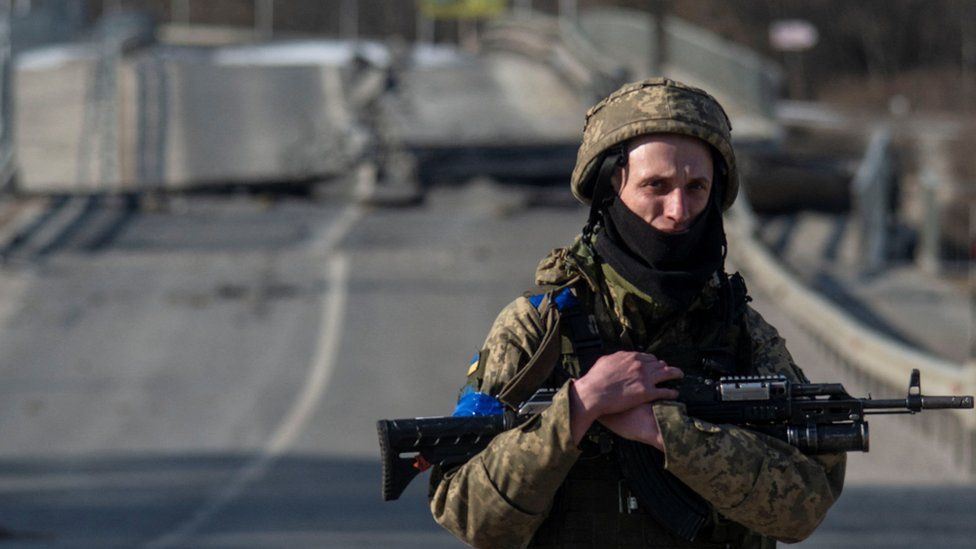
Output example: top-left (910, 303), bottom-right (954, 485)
top-left (377, 369), bottom-right (973, 505)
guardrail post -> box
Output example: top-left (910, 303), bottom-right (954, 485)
top-left (77, 33), bottom-right (121, 188)
top-left (918, 171), bottom-right (942, 275)
top-left (852, 127), bottom-right (894, 274)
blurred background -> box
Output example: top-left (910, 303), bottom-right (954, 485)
top-left (0, 1), bottom-right (974, 547)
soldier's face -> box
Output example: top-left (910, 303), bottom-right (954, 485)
top-left (612, 134), bottom-right (714, 234)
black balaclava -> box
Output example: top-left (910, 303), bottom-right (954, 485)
top-left (592, 148), bottom-right (727, 311)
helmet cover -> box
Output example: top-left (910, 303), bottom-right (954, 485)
top-left (571, 77), bottom-right (738, 211)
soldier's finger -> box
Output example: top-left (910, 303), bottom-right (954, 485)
top-left (636, 357), bottom-right (670, 372)
top-left (634, 352), bottom-right (661, 363)
top-left (648, 365), bottom-right (683, 385)
top-left (647, 387), bottom-right (680, 401)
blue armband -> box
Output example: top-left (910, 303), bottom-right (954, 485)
top-left (452, 386), bottom-right (504, 417)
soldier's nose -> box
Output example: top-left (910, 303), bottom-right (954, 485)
top-left (665, 190), bottom-right (689, 223)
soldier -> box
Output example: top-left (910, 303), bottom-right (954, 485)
top-left (430, 78), bottom-right (845, 548)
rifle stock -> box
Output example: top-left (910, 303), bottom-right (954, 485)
top-left (378, 414), bottom-right (510, 501)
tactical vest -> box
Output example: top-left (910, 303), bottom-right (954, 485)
top-left (514, 269), bottom-right (773, 549)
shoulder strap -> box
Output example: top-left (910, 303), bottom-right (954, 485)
top-left (497, 278), bottom-right (612, 408)
top-left (558, 288), bottom-right (606, 378)
top-left (726, 271), bottom-right (756, 376)
top-left (728, 272), bottom-right (752, 317)
top-left (496, 287), bottom-right (569, 409)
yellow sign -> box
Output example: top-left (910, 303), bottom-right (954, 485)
top-left (418, 0), bottom-right (507, 19)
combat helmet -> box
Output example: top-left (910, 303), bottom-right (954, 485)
top-left (571, 77), bottom-right (738, 211)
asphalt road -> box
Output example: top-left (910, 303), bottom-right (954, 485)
top-left (0, 183), bottom-right (972, 548)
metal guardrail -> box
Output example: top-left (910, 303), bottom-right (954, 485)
top-left (480, 12), bottom-right (627, 103)
top-left (575, 8), bottom-right (654, 82)
top-left (664, 16), bottom-right (780, 118)
top-left (577, 7), bottom-right (781, 118)
top-left (728, 192), bottom-right (976, 476)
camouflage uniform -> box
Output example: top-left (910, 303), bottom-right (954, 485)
top-left (430, 78), bottom-right (845, 548)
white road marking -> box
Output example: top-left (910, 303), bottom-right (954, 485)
top-left (269, 252), bottom-right (350, 454)
top-left (311, 203), bottom-right (364, 258)
top-left (144, 209), bottom-right (358, 548)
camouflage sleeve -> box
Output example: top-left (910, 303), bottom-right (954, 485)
top-left (653, 306), bottom-right (846, 543)
top-left (429, 297), bottom-right (583, 549)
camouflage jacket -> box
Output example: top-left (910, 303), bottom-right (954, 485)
top-left (430, 236), bottom-right (846, 548)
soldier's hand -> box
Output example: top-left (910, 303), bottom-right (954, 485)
top-left (598, 403), bottom-right (664, 450)
top-left (569, 352), bottom-right (681, 446)
top-left (577, 351), bottom-right (682, 415)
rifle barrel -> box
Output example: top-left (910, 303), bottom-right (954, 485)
top-left (921, 395), bottom-right (974, 409)
top-left (861, 395), bottom-right (974, 411)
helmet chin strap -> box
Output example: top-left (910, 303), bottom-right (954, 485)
top-left (582, 148), bottom-right (625, 239)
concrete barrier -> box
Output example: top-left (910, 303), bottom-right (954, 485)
top-left (15, 40), bottom-right (384, 193)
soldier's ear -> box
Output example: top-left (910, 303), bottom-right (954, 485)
top-left (583, 147), bottom-right (628, 236)
top-left (611, 166), bottom-right (623, 192)
top-left (604, 146), bottom-right (628, 192)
